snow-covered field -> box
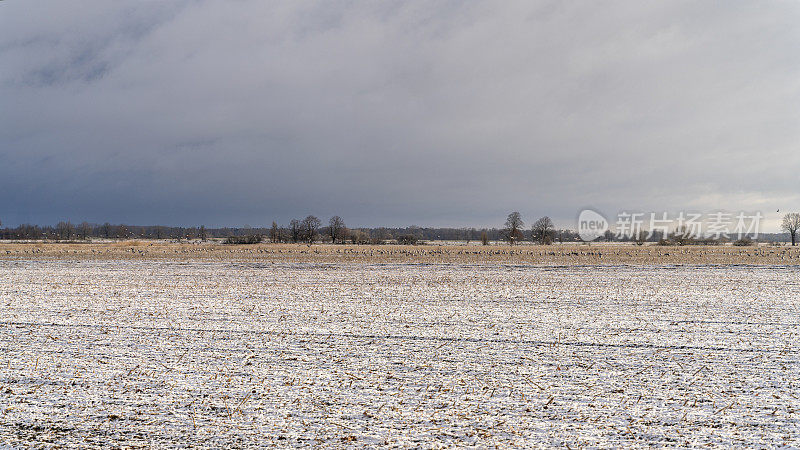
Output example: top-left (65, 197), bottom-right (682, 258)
top-left (1, 260), bottom-right (799, 447)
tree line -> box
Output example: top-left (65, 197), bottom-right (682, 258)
top-left (501, 211), bottom-right (800, 246)
top-left (0, 212), bottom-right (797, 245)
top-left (0, 215), bottom-right (583, 244)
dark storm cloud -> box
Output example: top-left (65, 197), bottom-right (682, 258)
top-left (2, 1), bottom-right (799, 229)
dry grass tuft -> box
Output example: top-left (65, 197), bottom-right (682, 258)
top-left (110, 240), bottom-right (146, 247)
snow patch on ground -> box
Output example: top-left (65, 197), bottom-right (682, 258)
top-left (0, 261), bottom-right (798, 447)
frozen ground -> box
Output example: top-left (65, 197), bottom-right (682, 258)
top-left (1, 260), bottom-right (799, 447)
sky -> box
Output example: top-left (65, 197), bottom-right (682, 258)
top-left (2, 1), bottom-right (799, 230)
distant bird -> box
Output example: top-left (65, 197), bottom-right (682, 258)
top-left (778, 209), bottom-right (781, 213)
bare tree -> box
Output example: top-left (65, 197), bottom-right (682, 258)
top-left (289, 219), bottom-right (301, 243)
top-left (481, 230), bottom-right (489, 245)
top-left (56, 221), bottom-right (74, 240)
top-left (186, 227), bottom-right (198, 240)
top-left (328, 216), bottom-right (346, 244)
top-left (782, 213), bottom-right (800, 246)
top-left (269, 221), bottom-right (280, 243)
top-left (15, 224), bottom-right (42, 240)
top-left (669, 225), bottom-right (694, 246)
top-left (78, 222), bottom-right (91, 240)
top-left (350, 229), bottom-right (369, 244)
top-left (503, 212), bottom-right (524, 245)
top-left (635, 229), bottom-right (648, 246)
top-left (199, 225), bottom-right (208, 241)
top-left (461, 227), bottom-right (470, 244)
top-left (117, 224), bottom-right (130, 239)
top-left (531, 216), bottom-right (555, 245)
top-left (301, 215), bottom-right (321, 244)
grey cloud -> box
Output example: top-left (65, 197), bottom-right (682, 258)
top-left (2, 1), bottom-right (799, 229)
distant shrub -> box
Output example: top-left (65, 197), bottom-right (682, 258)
top-left (396, 234), bottom-right (418, 245)
top-left (694, 238), bottom-right (721, 245)
top-left (733, 237), bottom-right (754, 246)
top-left (349, 229), bottom-right (370, 244)
top-left (224, 235), bottom-right (263, 245)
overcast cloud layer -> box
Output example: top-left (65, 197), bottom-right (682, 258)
top-left (2, 1), bottom-right (799, 229)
